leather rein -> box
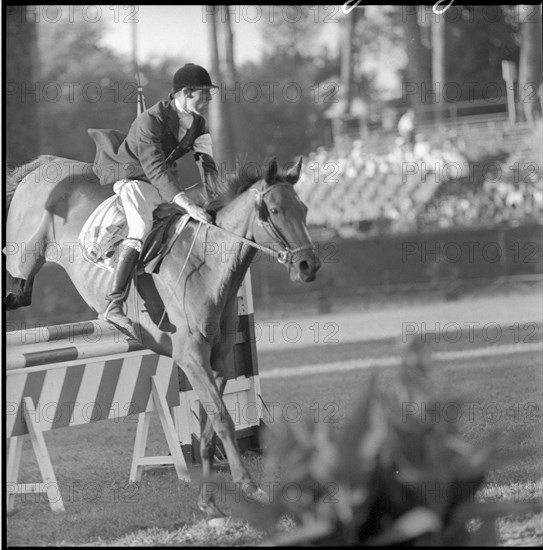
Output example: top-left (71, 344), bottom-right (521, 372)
top-left (208, 181), bottom-right (315, 265)
top-left (153, 181), bottom-right (314, 331)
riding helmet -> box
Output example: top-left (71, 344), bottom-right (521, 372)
top-left (171, 63), bottom-right (218, 95)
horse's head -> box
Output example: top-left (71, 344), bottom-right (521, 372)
top-left (252, 158), bottom-right (321, 283)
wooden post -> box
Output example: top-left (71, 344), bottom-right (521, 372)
top-left (6, 397), bottom-right (65, 513)
top-left (502, 60), bottom-right (517, 125)
top-left (130, 376), bottom-right (190, 483)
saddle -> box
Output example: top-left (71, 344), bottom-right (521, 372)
top-left (82, 203), bottom-right (189, 274)
top-left (137, 205), bottom-right (188, 274)
top-left (88, 128), bottom-right (127, 185)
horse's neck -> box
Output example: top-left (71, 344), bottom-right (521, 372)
top-left (208, 189), bottom-right (258, 297)
top-left (214, 188), bottom-right (255, 238)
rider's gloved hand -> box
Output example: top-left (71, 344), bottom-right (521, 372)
top-left (171, 192), bottom-right (212, 223)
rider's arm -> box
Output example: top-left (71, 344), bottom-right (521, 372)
top-left (170, 191), bottom-right (211, 223)
top-left (193, 131), bottom-right (219, 200)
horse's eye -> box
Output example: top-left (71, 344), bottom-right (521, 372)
top-left (270, 208), bottom-right (278, 214)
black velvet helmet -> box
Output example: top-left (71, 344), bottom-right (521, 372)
top-left (171, 63), bottom-right (218, 96)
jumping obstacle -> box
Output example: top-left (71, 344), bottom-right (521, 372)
top-left (6, 275), bottom-right (264, 512)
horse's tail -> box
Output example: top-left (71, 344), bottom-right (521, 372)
top-left (6, 155), bottom-right (55, 214)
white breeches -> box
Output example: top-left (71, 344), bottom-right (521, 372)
top-left (113, 179), bottom-right (163, 243)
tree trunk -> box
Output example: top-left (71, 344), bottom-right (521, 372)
top-left (341, 10), bottom-right (357, 116)
top-left (208, 7), bottom-right (227, 175)
top-left (403, 6), bottom-right (431, 113)
top-left (221, 7), bottom-right (237, 166)
top-left (517, 4), bottom-right (542, 123)
top-left (431, 15), bottom-right (445, 123)
top-left (6, 6), bottom-right (40, 166)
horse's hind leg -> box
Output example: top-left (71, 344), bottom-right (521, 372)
top-left (5, 211), bottom-right (49, 309)
top-left (4, 272), bottom-right (39, 310)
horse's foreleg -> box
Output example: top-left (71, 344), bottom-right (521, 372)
top-left (200, 374), bottom-right (226, 479)
top-left (178, 354), bottom-right (261, 517)
top-left (197, 387), bottom-right (225, 519)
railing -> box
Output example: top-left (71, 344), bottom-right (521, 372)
top-left (332, 99), bottom-right (511, 147)
top-left (414, 98), bottom-right (508, 124)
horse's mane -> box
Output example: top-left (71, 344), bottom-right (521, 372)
top-left (205, 160), bottom-right (288, 212)
top-left (5, 155), bottom-right (55, 214)
top-left (206, 169), bottom-right (260, 211)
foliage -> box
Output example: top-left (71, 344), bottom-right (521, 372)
top-left (235, 339), bottom-right (539, 545)
top-left (442, 5), bottom-right (520, 101)
top-left (21, 6), bottom-right (526, 165)
top-left (235, 48), bottom-right (340, 163)
top-left (36, 19), bottom-right (183, 162)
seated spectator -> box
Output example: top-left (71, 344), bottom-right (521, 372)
top-left (398, 108), bottom-right (416, 150)
top-left (413, 134), bottom-right (431, 162)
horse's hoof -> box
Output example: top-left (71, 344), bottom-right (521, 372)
top-left (198, 497), bottom-right (227, 520)
top-left (3, 293), bottom-right (20, 310)
top-left (240, 482), bottom-right (269, 504)
top-left (207, 517), bottom-right (229, 529)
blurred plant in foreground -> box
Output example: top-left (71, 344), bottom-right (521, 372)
top-left (234, 339), bottom-right (539, 545)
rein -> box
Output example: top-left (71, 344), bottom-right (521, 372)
top-left (207, 182), bottom-right (315, 265)
top-left (154, 181), bottom-right (314, 332)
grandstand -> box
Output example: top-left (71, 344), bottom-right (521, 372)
top-left (297, 109), bottom-right (542, 238)
top-left (421, 123), bottom-right (542, 230)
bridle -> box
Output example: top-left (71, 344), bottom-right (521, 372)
top-left (250, 182), bottom-right (315, 265)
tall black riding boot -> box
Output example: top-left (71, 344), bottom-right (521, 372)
top-left (103, 240), bottom-right (140, 335)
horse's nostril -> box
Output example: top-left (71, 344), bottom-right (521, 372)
top-left (300, 260), bottom-right (309, 272)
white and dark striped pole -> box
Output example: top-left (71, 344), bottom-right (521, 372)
top-left (132, 18), bottom-right (146, 116)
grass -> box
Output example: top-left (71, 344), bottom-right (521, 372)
top-left (256, 322), bottom-right (542, 373)
top-left (6, 301), bottom-right (542, 546)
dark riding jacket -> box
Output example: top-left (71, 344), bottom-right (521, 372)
top-left (91, 99), bottom-right (218, 203)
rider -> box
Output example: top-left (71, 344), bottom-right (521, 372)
top-left (94, 63), bottom-right (219, 330)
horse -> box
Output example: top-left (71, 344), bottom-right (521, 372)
top-left (4, 153), bottom-right (321, 518)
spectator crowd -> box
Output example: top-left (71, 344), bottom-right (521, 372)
top-left (420, 125), bottom-right (542, 230)
top-left (296, 124), bottom-right (541, 236)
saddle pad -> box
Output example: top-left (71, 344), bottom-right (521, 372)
top-left (79, 194), bottom-right (128, 271)
top-left (79, 195), bottom-right (191, 273)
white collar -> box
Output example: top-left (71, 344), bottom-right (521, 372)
top-left (173, 97), bottom-right (193, 121)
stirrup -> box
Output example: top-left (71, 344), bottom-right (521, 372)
top-left (102, 299), bottom-right (140, 341)
top-left (103, 297), bottom-right (127, 319)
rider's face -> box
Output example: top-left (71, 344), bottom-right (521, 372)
top-left (184, 87), bottom-right (212, 116)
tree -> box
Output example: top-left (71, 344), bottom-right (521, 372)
top-left (403, 6), bottom-right (431, 111)
top-left (517, 4), bottom-right (542, 122)
top-left (232, 6), bottom-right (339, 162)
top-left (36, 18), bottom-right (179, 162)
top-left (217, 7), bottom-right (238, 168)
top-left (431, 14), bottom-right (446, 122)
top-left (340, 8), bottom-right (359, 115)
top-left (443, 6), bottom-right (520, 103)
top-left (207, 6), bottom-right (237, 174)
top-left (6, 6), bottom-right (40, 165)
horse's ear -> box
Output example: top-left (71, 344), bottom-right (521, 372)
top-left (264, 157), bottom-right (278, 185)
top-left (285, 157), bottom-right (303, 184)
